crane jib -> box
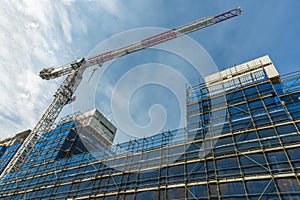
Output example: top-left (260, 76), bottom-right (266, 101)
top-left (84, 8), bottom-right (241, 70)
top-left (39, 7), bottom-right (242, 78)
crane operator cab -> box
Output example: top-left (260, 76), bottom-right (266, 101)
top-left (39, 58), bottom-right (86, 80)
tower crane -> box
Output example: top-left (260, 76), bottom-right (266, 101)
top-left (0, 8), bottom-right (242, 179)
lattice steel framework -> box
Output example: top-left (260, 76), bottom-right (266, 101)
top-left (0, 57), bottom-right (300, 199)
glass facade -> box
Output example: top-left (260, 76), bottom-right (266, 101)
top-left (0, 56), bottom-right (300, 199)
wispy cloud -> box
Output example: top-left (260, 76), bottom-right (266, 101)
top-left (0, 1), bottom-right (123, 138)
top-left (1, 1), bottom-right (298, 144)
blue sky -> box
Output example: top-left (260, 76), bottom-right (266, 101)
top-left (0, 1), bottom-right (299, 143)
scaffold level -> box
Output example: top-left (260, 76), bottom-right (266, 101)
top-left (0, 55), bottom-right (300, 199)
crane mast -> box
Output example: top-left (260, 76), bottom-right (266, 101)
top-left (0, 8), bottom-right (241, 179)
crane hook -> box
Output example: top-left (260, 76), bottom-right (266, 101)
top-left (88, 68), bottom-right (99, 83)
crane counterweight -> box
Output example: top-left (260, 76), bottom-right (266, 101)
top-left (39, 58), bottom-right (86, 80)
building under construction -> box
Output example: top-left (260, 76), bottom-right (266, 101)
top-left (0, 55), bottom-right (300, 199)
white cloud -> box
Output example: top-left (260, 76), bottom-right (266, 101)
top-left (97, 0), bottom-right (123, 18)
top-left (55, 3), bottom-right (73, 43)
top-left (0, 1), bottom-right (79, 138)
top-left (0, 0), bottom-right (125, 139)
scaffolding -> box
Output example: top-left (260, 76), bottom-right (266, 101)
top-left (0, 56), bottom-right (300, 199)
